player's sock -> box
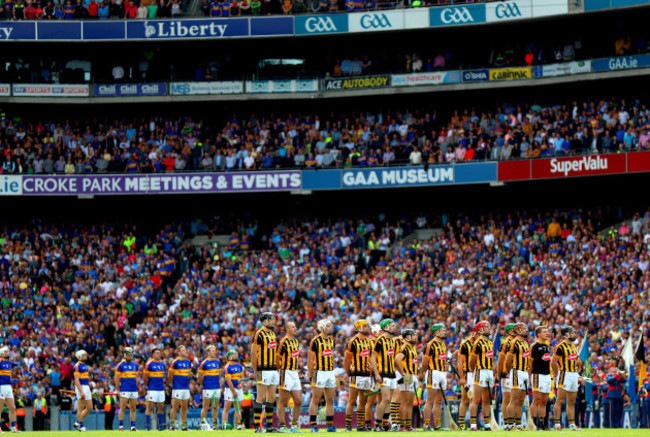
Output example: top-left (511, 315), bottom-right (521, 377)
top-left (157, 414), bottom-right (164, 429)
top-left (119, 420), bottom-right (124, 428)
top-left (569, 419), bottom-right (575, 426)
top-left (79, 421), bottom-right (84, 427)
top-left (484, 411), bottom-right (491, 428)
top-left (310, 415), bottom-right (317, 428)
top-left (434, 417), bottom-right (441, 428)
top-left (345, 413), bottom-right (351, 429)
top-left (424, 418), bottom-right (430, 427)
top-left (130, 420), bottom-right (134, 429)
top-left (364, 419), bottom-right (371, 428)
top-left (292, 414), bottom-right (298, 428)
top-left (146, 415), bottom-right (151, 429)
top-left (470, 416), bottom-right (477, 426)
top-left (406, 419), bottom-right (411, 429)
top-left (382, 413), bottom-right (390, 428)
top-left (356, 410), bottom-right (364, 429)
top-left (11, 421), bottom-right (16, 428)
top-left (182, 421), bottom-right (187, 429)
top-left (254, 402), bottom-right (263, 428)
top-left (515, 418), bottom-right (521, 427)
top-left (264, 402), bottom-right (276, 429)
top-left (326, 416), bottom-right (334, 428)
top-left (390, 402), bottom-right (399, 425)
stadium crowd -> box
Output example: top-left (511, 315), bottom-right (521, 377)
top-left (0, 97), bottom-right (649, 175)
top-left (0, 203), bottom-right (650, 429)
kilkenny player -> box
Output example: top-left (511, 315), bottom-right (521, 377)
top-left (420, 324), bottom-right (448, 431)
top-left (529, 326), bottom-right (552, 430)
top-left (277, 321), bottom-right (303, 433)
top-left (115, 347), bottom-right (140, 431)
top-left (551, 325), bottom-right (582, 431)
top-left (344, 319), bottom-right (378, 432)
top-left (497, 323), bottom-right (516, 430)
top-left (365, 324), bottom-right (382, 430)
top-left (0, 347), bottom-right (20, 433)
top-left (505, 323), bottom-right (530, 431)
top-left (395, 329), bottom-right (419, 432)
top-left (144, 348), bottom-right (167, 431)
top-left (308, 319), bottom-right (337, 432)
top-left (223, 350), bottom-right (245, 430)
top-left (251, 312), bottom-right (279, 433)
top-left (469, 321), bottom-right (495, 431)
top-left (456, 326), bottom-right (477, 430)
top-left (389, 332), bottom-right (403, 432)
top-left (373, 318), bottom-right (398, 432)
top-left (168, 345), bottom-right (192, 431)
top-left (73, 350), bottom-right (92, 432)
top-left (198, 345), bottom-right (222, 431)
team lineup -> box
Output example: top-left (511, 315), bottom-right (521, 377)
top-left (0, 313), bottom-right (584, 433)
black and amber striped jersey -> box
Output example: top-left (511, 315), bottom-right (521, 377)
top-left (278, 336), bottom-right (300, 371)
top-left (530, 341), bottom-right (552, 375)
top-left (472, 337), bottom-right (495, 370)
top-left (458, 337), bottom-right (475, 372)
top-left (346, 334), bottom-right (372, 376)
top-left (508, 337), bottom-right (531, 371)
top-left (254, 328), bottom-right (278, 371)
top-left (374, 334), bottom-right (398, 378)
top-left (424, 338), bottom-right (447, 372)
top-left (554, 340), bottom-right (579, 372)
top-left (400, 342), bottom-right (418, 375)
top-left (310, 334), bottom-right (335, 371)
top-left (500, 336), bottom-right (514, 356)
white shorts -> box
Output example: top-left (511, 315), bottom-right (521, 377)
top-left (474, 369), bottom-right (495, 388)
top-left (281, 370), bottom-right (302, 392)
top-left (172, 389), bottom-right (191, 400)
top-left (424, 370), bottom-right (447, 390)
top-left (349, 376), bottom-right (373, 391)
top-left (380, 376), bottom-right (397, 390)
top-left (532, 374), bottom-right (552, 394)
top-left (258, 370), bottom-right (279, 387)
top-left (120, 391), bottom-right (138, 400)
top-left (225, 387), bottom-right (244, 402)
top-left (556, 371), bottom-right (579, 393)
top-left (147, 390), bottom-right (165, 403)
top-left (75, 386), bottom-right (91, 401)
top-left (313, 370), bottom-right (336, 389)
top-left (398, 375), bottom-right (419, 392)
top-left (465, 371), bottom-right (475, 389)
top-left (508, 369), bottom-right (529, 390)
top-left (0, 385), bottom-right (13, 400)
top-left (501, 377), bottom-right (511, 393)
top-left (203, 389), bottom-right (221, 400)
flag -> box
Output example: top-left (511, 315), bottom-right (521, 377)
top-left (636, 332), bottom-right (647, 393)
top-left (578, 334), bottom-right (592, 405)
top-left (622, 334), bottom-right (635, 368)
top-left (493, 326), bottom-right (501, 358)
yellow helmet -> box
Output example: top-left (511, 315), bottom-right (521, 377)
top-left (354, 320), bottom-right (369, 332)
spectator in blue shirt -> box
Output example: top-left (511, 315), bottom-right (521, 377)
top-left (606, 367), bottom-right (625, 428)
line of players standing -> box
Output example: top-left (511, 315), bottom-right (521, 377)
top-left (0, 312), bottom-right (584, 432)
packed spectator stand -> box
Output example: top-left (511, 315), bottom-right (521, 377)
top-left (0, 97), bottom-right (649, 175)
top-left (2, 203), bottom-right (650, 425)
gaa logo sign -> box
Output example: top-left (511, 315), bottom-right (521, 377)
top-left (495, 3), bottom-right (522, 19)
top-left (305, 16), bottom-right (338, 33)
top-left (440, 7), bottom-right (474, 24)
top-left (360, 13), bottom-right (392, 29)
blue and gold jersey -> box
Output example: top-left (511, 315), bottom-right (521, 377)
top-left (199, 359), bottom-right (221, 390)
top-left (145, 360), bottom-right (166, 391)
top-left (0, 359), bottom-right (12, 385)
top-left (74, 362), bottom-right (90, 386)
top-left (116, 360), bottom-right (139, 392)
top-left (224, 362), bottom-right (244, 389)
top-left (170, 359), bottom-right (192, 390)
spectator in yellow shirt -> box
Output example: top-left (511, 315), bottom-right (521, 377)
top-left (547, 217), bottom-right (561, 240)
